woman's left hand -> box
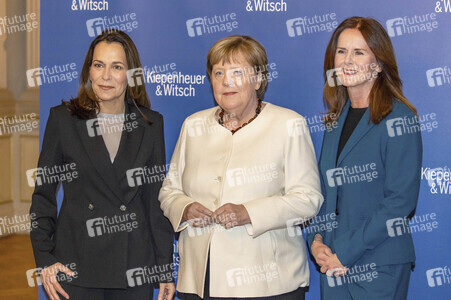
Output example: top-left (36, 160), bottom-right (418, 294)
top-left (321, 254), bottom-right (348, 277)
top-left (158, 282), bottom-right (175, 300)
top-left (212, 203), bottom-right (251, 229)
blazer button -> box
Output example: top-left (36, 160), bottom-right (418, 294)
top-left (214, 198), bottom-right (220, 205)
top-left (88, 204), bottom-right (94, 210)
top-left (120, 205), bottom-right (127, 211)
top-left (215, 176), bottom-right (223, 183)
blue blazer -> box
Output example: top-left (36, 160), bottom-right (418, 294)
top-left (307, 99), bottom-right (422, 268)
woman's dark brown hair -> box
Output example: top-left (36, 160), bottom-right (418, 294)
top-left (65, 30), bottom-right (149, 119)
top-left (323, 17), bottom-right (417, 125)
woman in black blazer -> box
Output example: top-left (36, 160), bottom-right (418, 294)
top-left (30, 30), bottom-right (175, 300)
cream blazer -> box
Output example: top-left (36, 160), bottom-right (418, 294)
top-left (159, 103), bottom-right (323, 298)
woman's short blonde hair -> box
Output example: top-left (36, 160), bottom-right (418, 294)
top-left (206, 35), bottom-right (269, 100)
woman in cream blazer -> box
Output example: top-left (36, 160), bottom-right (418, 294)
top-left (159, 35), bottom-right (323, 299)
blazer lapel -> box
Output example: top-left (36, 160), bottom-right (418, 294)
top-left (112, 102), bottom-right (147, 205)
top-left (76, 116), bottom-right (124, 202)
top-left (336, 103), bottom-right (375, 167)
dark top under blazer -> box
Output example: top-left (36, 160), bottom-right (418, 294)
top-left (30, 99), bottom-right (174, 289)
top-left (307, 99), bottom-right (422, 268)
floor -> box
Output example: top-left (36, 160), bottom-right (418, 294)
top-left (0, 234), bottom-right (39, 299)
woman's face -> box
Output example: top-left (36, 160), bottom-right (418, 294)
top-left (211, 53), bottom-right (261, 114)
top-left (334, 28), bottom-right (381, 90)
top-left (90, 41), bottom-right (128, 103)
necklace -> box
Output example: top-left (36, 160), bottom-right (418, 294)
top-left (219, 100), bottom-right (263, 134)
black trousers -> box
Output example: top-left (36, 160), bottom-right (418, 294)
top-left (57, 282), bottom-right (153, 299)
top-left (180, 257), bottom-right (306, 300)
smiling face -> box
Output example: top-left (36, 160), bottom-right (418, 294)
top-left (90, 41), bottom-right (128, 104)
top-left (211, 53), bottom-right (261, 114)
top-left (334, 28), bottom-right (381, 91)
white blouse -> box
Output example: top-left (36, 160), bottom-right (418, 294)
top-left (159, 102), bottom-right (323, 298)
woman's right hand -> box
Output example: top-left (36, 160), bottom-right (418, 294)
top-left (40, 262), bottom-right (75, 300)
top-left (182, 202), bottom-right (213, 227)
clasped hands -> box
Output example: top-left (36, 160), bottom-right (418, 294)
top-left (311, 234), bottom-right (348, 277)
top-left (182, 202), bottom-right (251, 229)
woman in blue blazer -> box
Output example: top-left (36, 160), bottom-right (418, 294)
top-left (307, 17), bottom-right (422, 300)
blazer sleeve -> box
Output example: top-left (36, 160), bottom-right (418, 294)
top-left (146, 114), bottom-right (175, 283)
top-left (242, 116), bottom-right (324, 238)
top-left (29, 107), bottom-right (62, 269)
top-left (159, 121), bottom-right (194, 232)
top-left (333, 116), bottom-right (423, 267)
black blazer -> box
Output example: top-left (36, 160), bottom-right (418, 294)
top-left (30, 99), bottom-right (174, 289)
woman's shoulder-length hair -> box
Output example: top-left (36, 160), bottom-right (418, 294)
top-left (323, 16), bottom-right (417, 125)
top-left (64, 30), bottom-right (149, 119)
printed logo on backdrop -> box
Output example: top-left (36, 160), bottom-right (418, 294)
top-left (426, 266), bottom-right (451, 287)
top-left (246, 0), bottom-right (287, 12)
top-left (72, 0), bottom-right (109, 11)
top-left (426, 66), bottom-right (451, 87)
top-left (86, 13), bottom-right (138, 37)
top-left (0, 13), bottom-right (38, 36)
top-left (286, 13), bottom-right (338, 37)
top-left (326, 263), bottom-right (378, 288)
top-left (386, 13), bottom-right (438, 38)
top-left (147, 71), bottom-right (206, 97)
top-left (422, 166), bottom-right (451, 194)
top-left (26, 64), bottom-right (78, 87)
top-left (186, 13), bottom-right (238, 37)
top-left (226, 263), bottom-right (279, 287)
top-left (435, 0), bottom-right (451, 13)
top-left (386, 213), bottom-right (439, 237)
top-left (326, 163), bottom-right (378, 187)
